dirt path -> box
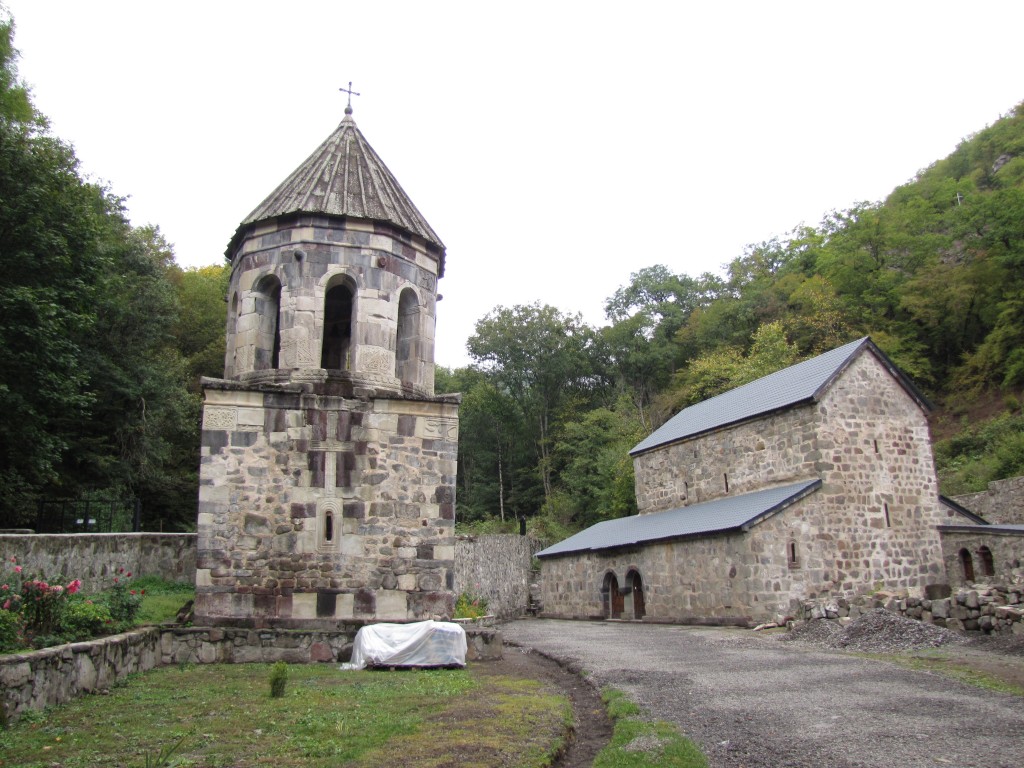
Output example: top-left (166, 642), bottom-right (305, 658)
top-left (501, 619), bottom-right (1024, 768)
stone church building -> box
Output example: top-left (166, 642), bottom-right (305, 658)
top-left (537, 337), bottom-right (990, 625)
top-left (193, 102), bottom-right (459, 629)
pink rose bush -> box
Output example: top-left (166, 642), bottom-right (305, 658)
top-left (1, 556), bottom-right (142, 652)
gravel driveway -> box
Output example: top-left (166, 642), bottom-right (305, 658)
top-left (501, 619), bottom-right (1024, 768)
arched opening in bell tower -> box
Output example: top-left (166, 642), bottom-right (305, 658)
top-left (396, 288), bottom-right (420, 385)
top-left (322, 278), bottom-right (355, 370)
top-left (254, 276), bottom-right (282, 370)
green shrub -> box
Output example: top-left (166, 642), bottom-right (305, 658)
top-left (0, 608), bottom-right (24, 653)
top-left (269, 661), bottom-right (288, 698)
top-left (102, 571), bottom-right (144, 625)
top-left (60, 599), bottom-right (114, 640)
top-left (454, 591), bottom-right (489, 619)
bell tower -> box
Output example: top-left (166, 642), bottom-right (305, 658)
top-left (194, 96), bottom-right (459, 628)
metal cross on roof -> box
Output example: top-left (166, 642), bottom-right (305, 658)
top-left (339, 81), bottom-right (360, 115)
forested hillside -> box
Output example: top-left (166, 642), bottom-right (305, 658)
top-left (444, 100), bottom-right (1024, 537)
top-left (2, 11), bottom-right (1021, 535)
top-left (0, 19), bottom-right (227, 530)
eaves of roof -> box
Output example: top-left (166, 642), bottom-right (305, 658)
top-left (536, 479), bottom-right (822, 559)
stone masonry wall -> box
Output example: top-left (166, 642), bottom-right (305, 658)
top-left (812, 352), bottom-right (947, 593)
top-left (0, 625), bottom-right (501, 725)
top-left (939, 528), bottom-right (1024, 589)
top-left (952, 475), bottom-right (1024, 525)
top-left (633, 405), bottom-right (818, 514)
top-left (454, 535), bottom-right (545, 619)
top-left (541, 493), bottom-right (847, 627)
top-left (195, 384), bottom-right (458, 628)
top-left (569, 350), bottom-right (949, 627)
top-left (0, 533), bottom-right (196, 589)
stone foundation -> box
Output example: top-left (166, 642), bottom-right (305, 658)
top-left (0, 625), bottom-right (502, 725)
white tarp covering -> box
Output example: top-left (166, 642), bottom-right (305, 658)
top-left (342, 620), bottom-right (468, 670)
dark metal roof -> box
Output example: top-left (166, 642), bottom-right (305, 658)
top-left (631, 337), bottom-right (931, 456)
top-left (536, 479), bottom-right (821, 558)
top-left (939, 496), bottom-right (989, 525)
top-left (938, 524), bottom-right (1024, 535)
top-left (227, 111), bottom-right (445, 267)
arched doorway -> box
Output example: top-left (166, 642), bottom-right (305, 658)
top-left (978, 546), bottom-right (995, 578)
top-left (626, 569), bottom-right (646, 620)
top-left (959, 548), bottom-right (975, 583)
top-left (602, 572), bottom-right (623, 619)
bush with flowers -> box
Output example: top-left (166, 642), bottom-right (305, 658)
top-left (0, 557), bottom-right (147, 652)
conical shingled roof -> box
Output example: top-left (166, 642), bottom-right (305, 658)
top-left (230, 110), bottom-right (445, 263)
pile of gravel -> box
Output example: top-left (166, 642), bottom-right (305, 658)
top-left (781, 608), bottom-right (965, 653)
top-left (779, 617), bottom-right (844, 645)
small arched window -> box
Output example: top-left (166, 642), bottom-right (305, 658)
top-left (978, 546), bottom-right (995, 578)
top-left (959, 547), bottom-right (975, 583)
top-left (322, 280), bottom-right (355, 370)
top-left (395, 288), bottom-right (420, 385)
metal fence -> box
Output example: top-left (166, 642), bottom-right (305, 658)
top-left (34, 499), bottom-right (141, 533)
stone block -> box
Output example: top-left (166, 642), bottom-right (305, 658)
top-left (375, 590), bottom-right (408, 620)
top-left (292, 593), bottom-right (317, 619)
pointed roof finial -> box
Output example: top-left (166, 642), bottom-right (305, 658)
top-left (339, 81), bottom-right (360, 116)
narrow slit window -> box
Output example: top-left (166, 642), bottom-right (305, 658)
top-left (883, 503), bottom-right (891, 528)
top-left (874, 439), bottom-right (880, 454)
top-left (788, 541), bottom-right (799, 568)
top-left (324, 511), bottom-right (334, 543)
top-left (723, 473), bottom-right (729, 493)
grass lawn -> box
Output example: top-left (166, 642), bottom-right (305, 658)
top-left (132, 576), bottom-right (194, 626)
top-left (0, 662), bottom-right (570, 768)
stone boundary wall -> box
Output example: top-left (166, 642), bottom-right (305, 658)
top-left (0, 624), bottom-right (502, 725)
top-left (952, 475), bottom-right (1024, 525)
top-left (798, 584), bottom-right (1024, 636)
top-left (0, 533), bottom-right (196, 589)
top-left (454, 534), bottom-right (545, 619)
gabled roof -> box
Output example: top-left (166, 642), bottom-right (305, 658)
top-left (631, 337), bottom-right (931, 456)
top-left (536, 479), bottom-right (821, 558)
top-left (227, 109), bottom-right (445, 267)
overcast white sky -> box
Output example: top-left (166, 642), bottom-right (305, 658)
top-left (4, 1), bottom-right (1022, 368)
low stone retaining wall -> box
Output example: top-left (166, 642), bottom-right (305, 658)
top-left (0, 533), bottom-right (196, 589)
top-left (798, 584), bottom-right (1024, 635)
top-left (0, 624), bottom-right (502, 725)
